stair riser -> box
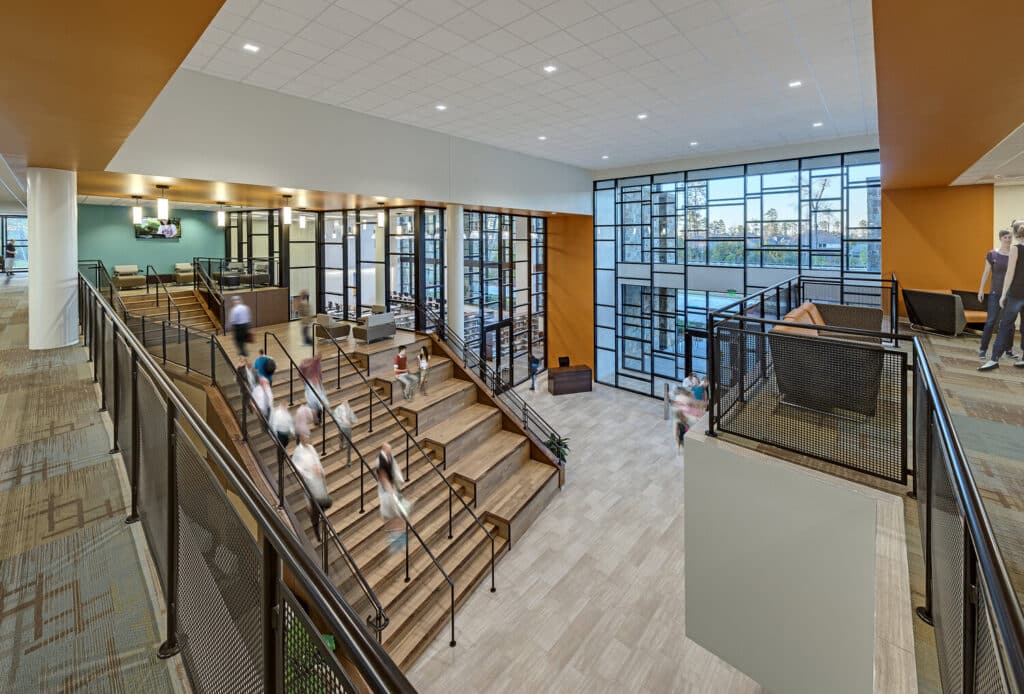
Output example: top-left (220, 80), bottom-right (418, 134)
top-left (458, 441), bottom-right (530, 507)
top-left (490, 468), bottom-right (559, 547)
top-left (438, 412), bottom-right (502, 467)
top-left (402, 384), bottom-right (477, 433)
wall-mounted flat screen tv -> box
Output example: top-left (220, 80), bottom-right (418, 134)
top-left (135, 217), bottom-right (182, 239)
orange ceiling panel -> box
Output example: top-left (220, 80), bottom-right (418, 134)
top-left (872, 0), bottom-right (1024, 189)
top-left (0, 0), bottom-right (225, 171)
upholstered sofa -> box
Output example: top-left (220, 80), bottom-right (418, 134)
top-left (314, 313), bottom-right (351, 341)
top-left (172, 262), bottom-right (194, 285)
top-left (353, 312), bottom-right (396, 343)
top-left (902, 289), bottom-right (986, 335)
top-left (213, 261), bottom-right (270, 288)
top-left (767, 301), bottom-right (886, 416)
top-left (112, 264), bottom-right (146, 290)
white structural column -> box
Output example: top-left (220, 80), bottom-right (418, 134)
top-left (444, 204), bottom-right (464, 340)
top-left (28, 167), bottom-right (78, 350)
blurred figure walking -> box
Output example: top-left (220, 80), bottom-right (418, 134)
top-left (226, 296), bottom-right (252, 357)
top-left (293, 440), bottom-right (332, 541)
top-left (333, 399), bottom-right (358, 467)
top-left (270, 401), bottom-right (294, 450)
top-left (377, 442), bottom-right (411, 553)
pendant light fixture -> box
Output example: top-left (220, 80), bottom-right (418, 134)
top-left (281, 195), bottom-right (292, 225)
top-left (298, 208), bottom-right (307, 230)
top-left (156, 185), bottom-right (170, 220)
top-left (131, 196), bottom-right (143, 224)
top-left (376, 201), bottom-right (386, 227)
top-left (216, 202), bottom-right (227, 227)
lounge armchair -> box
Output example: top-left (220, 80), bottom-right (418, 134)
top-left (172, 262), bottom-right (194, 285)
top-left (902, 289), bottom-right (983, 335)
top-left (314, 313), bottom-right (351, 341)
top-left (767, 301), bottom-right (885, 417)
top-left (353, 312), bottom-right (396, 343)
top-left (112, 264), bottom-right (146, 290)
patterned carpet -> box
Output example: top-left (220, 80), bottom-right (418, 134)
top-left (0, 279), bottom-right (176, 692)
top-left (918, 330), bottom-right (1024, 606)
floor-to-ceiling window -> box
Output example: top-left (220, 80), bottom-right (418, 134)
top-left (462, 211), bottom-right (547, 386)
top-left (1, 216), bottom-right (28, 273)
top-left (289, 210), bottom-right (317, 316)
top-left (594, 149), bottom-right (881, 396)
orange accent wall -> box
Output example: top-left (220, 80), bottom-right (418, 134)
top-left (881, 184), bottom-right (994, 313)
top-left (546, 214), bottom-right (594, 369)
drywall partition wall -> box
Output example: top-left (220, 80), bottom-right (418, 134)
top-left (881, 184), bottom-right (993, 313)
top-left (108, 70), bottom-right (592, 215)
top-left (547, 214), bottom-right (594, 370)
top-left (78, 204), bottom-right (224, 270)
top-left (995, 184), bottom-right (1024, 244)
top-left (685, 437), bottom-right (876, 694)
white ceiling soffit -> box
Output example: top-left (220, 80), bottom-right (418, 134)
top-left (183, 0), bottom-right (877, 170)
top-left (952, 120), bottom-right (1024, 187)
top-left (77, 195), bottom-right (228, 211)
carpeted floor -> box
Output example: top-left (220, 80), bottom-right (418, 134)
top-left (0, 278), bottom-right (176, 692)
top-left (919, 329), bottom-right (1024, 607)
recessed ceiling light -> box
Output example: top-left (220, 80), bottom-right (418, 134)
top-left (537, 135), bottom-right (547, 141)
top-left (788, 80), bottom-right (802, 88)
top-left (637, 113), bottom-right (648, 120)
top-left (812, 121), bottom-right (823, 127)
top-left (601, 154), bottom-right (609, 160)
top-left (435, 104), bottom-right (447, 111)
top-left (543, 65), bottom-right (557, 73)
top-left (374, 196), bottom-right (386, 201)
top-left (243, 43), bottom-right (260, 53)
top-left (690, 141), bottom-right (699, 147)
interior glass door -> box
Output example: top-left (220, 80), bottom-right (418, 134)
top-left (482, 321), bottom-right (513, 392)
top-left (2, 216), bottom-right (28, 273)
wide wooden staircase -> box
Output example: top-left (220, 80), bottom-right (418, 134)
top-left (119, 288), bottom-right (220, 332)
top-left (229, 334), bottom-right (561, 668)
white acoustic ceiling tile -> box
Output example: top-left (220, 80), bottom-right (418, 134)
top-left (283, 37), bottom-right (334, 61)
top-left (315, 5), bottom-right (374, 35)
top-left (445, 10), bottom-right (500, 39)
top-left (205, 60), bottom-right (254, 80)
top-left (590, 31), bottom-right (638, 58)
top-left (250, 3), bottom-right (311, 33)
top-left (665, 0), bottom-right (725, 31)
top-left (451, 41), bottom-right (497, 64)
top-left (457, 66), bottom-right (493, 85)
top-left (539, 0), bottom-right (596, 27)
top-left (268, 0), bottom-right (331, 19)
top-left (474, 0), bottom-right (533, 25)
top-left (318, 50), bottom-right (370, 73)
top-left (566, 14), bottom-right (619, 42)
top-left (341, 36), bottom-right (392, 61)
top-left (180, 54), bottom-right (209, 71)
top-left (223, 0), bottom-right (260, 15)
top-left (625, 17), bottom-right (679, 43)
top-left (359, 25), bottom-right (409, 51)
top-left (334, 0), bottom-right (399, 22)
top-left (396, 41), bottom-right (445, 65)
top-left (405, 0), bottom-right (466, 22)
top-left (532, 30), bottom-right (583, 55)
top-left (211, 44), bottom-right (262, 68)
top-left (236, 19), bottom-right (292, 50)
top-left (380, 8), bottom-right (437, 39)
top-left (211, 11), bottom-right (249, 33)
top-left (198, 24), bottom-right (234, 48)
top-left (559, 44), bottom-right (604, 67)
top-left (604, 0), bottom-right (665, 31)
top-left (268, 49), bottom-right (318, 71)
top-left (505, 13), bottom-right (559, 42)
top-left (245, 71), bottom-right (292, 89)
top-left (430, 53), bottom-right (474, 75)
top-left (419, 26), bottom-right (470, 51)
top-left (505, 43), bottom-right (551, 67)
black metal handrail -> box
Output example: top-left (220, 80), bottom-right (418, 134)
top-left (314, 328), bottom-right (498, 591)
top-left (192, 259), bottom-right (224, 332)
top-left (915, 338), bottom-right (1024, 690)
top-left (144, 264), bottom-right (183, 326)
top-left (78, 272), bottom-right (414, 694)
top-left (215, 337), bottom-right (389, 640)
top-left (261, 331), bottom-right (462, 647)
top-left (415, 301), bottom-right (564, 463)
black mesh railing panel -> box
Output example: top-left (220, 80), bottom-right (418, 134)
top-left (103, 315), bottom-right (115, 415)
top-left (931, 421), bottom-right (966, 694)
top-left (914, 372), bottom-right (930, 549)
top-left (116, 334), bottom-right (133, 476)
top-left (715, 321), bottom-right (907, 483)
top-left (183, 327), bottom-right (214, 377)
top-left (136, 368), bottom-right (170, 595)
top-left (975, 579), bottom-right (1012, 693)
top-left (282, 588), bottom-right (357, 694)
top-left (176, 421), bottom-right (264, 694)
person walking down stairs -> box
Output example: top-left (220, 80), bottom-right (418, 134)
top-left (293, 440), bottom-right (332, 541)
top-left (333, 399), bottom-right (358, 467)
top-left (377, 442), bottom-right (411, 553)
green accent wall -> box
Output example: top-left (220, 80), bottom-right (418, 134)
top-left (77, 204), bottom-right (224, 270)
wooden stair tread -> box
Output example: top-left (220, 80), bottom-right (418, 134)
top-left (482, 460), bottom-right (558, 521)
top-left (372, 356), bottom-right (451, 382)
top-left (419, 403), bottom-right (497, 445)
top-left (449, 431), bottom-right (526, 481)
top-left (393, 379), bottom-right (473, 413)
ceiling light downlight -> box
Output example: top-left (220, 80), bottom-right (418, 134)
top-left (155, 185), bottom-right (169, 220)
top-left (537, 135), bottom-right (547, 141)
top-left (543, 65), bottom-right (557, 73)
top-left (637, 113), bottom-right (648, 120)
top-left (281, 195), bottom-right (292, 225)
top-left (298, 209), bottom-right (308, 229)
top-left (243, 43), bottom-right (260, 53)
top-left (690, 141), bottom-right (699, 147)
top-left (601, 155), bottom-right (609, 160)
top-left (435, 104), bottom-right (447, 111)
top-left (812, 121), bottom-right (823, 128)
top-left (131, 196), bottom-right (143, 224)
top-left (788, 80), bottom-right (802, 88)
top-left (216, 202), bottom-right (227, 227)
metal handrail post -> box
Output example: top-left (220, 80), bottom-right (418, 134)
top-left (158, 401), bottom-right (181, 658)
top-left (99, 314), bottom-right (107, 412)
top-left (706, 319), bottom-right (718, 437)
top-left (110, 323), bottom-right (121, 453)
top-left (261, 536), bottom-right (280, 690)
top-left (126, 351), bottom-right (141, 524)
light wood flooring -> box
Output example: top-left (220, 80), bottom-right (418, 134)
top-left (406, 371), bottom-right (921, 693)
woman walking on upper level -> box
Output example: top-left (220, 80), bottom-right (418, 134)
top-left (980, 222), bottom-right (1024, 371)
top-left (977, 229), bottom-right (1017, 361)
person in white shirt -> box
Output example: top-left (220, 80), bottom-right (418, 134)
top-left (333, 400), bottom-right (358, 467)
top-left (251, 376), bottom-right (272, 422)
top-left (226, 296), bottom-right (253, 357)
top-left (292, 441), bottom-right (331, 541)
top-left (294, 404), bottom-right (314, 444)
top-left (269, 402), bottom-right (294, 449)
top-left (417, 346), bottom-right (430, 395)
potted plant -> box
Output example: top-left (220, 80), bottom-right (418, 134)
top-left (544, 433), bottom-right (569, 464)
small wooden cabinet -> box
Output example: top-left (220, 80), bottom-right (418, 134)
top-left (547, 365), bottom-right (593, 395)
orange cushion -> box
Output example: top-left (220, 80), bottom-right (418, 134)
top-left (908, 288), bottom-right (953, 295)
top-left (772, 322), bottom-right (819, 337)
top-left (964, 310), bottom-right (987, 324)
top-left (803, 302), bottom-right (826, 326)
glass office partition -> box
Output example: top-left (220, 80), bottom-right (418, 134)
top-left (323, 212), bottom-right (345, 316)
top-left (2, 216), bottom-right (28, 272)
top-left (289, 210), bottom-right (318, 317)
top-left (389, 208), bottom-right (416, 328)
top-left (594, 149), bottom-right (881, 396)
top-left (358, 210), bottom-right (384, 314)
top-left (422, 208), bottom-right (444, 321)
